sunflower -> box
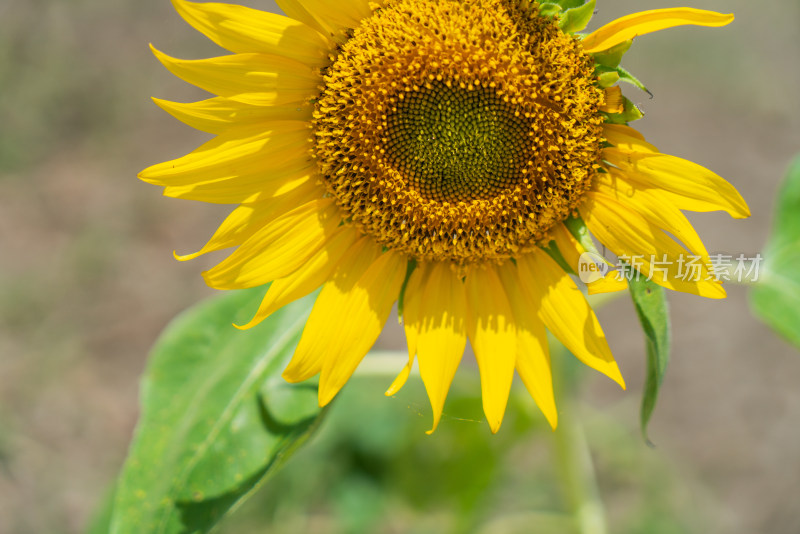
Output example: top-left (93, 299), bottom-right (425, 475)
top-left (141, 0), bottom-right (748, 433)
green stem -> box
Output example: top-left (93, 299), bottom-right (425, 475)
top-left (553, 412), bottom-right (607, 534)
top-left (551, 354), bottom-right (607, 534)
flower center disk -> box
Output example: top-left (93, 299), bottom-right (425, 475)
top-left (312, 0), bottom-right (605, 263)
top-left (386, 82), bottom-right (531, 203)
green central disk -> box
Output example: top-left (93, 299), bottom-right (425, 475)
top-left (385, 83), bottom-right (530, 203)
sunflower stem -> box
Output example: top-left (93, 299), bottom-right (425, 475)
top-left (553, 412), bottom-right (607, 534)
top-left (551, 356), bottom-right (607, 534)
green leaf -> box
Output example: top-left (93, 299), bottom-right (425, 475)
top-left (109, 288), bottom-right (323, 534)
top-left (615, 65), bottom-right (651, 96)
top-left (552, 0), bottom-right (587, 9)
top-left (590, 40), bottom-right (632, 68)
top-left (628, 277), bottom-right (670, 445)
top-left (538, 3), bottom-right (563, 19)
top-left (602, 96), bottom-right (644, 124)
top-left (595, 65), bottom-right (651, 95)
top-left (558, 0), bottom-right (595, 34)
top-left (751, 156), bottom-right (800, 349)
top-left (597, 70), bottom-right (620, 88)
top-left (564, 215), bottom-right (599, 255)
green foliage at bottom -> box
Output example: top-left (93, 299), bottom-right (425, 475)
top-left (213, 372), bottom-right (705, 534)
top-left (106, 288), bottom-right (323, 534)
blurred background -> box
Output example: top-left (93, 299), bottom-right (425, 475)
top-left (1, 0), bottom-right (799, 532)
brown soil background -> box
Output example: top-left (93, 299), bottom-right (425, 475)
top-left (1, 0), bottom-right (799, 532)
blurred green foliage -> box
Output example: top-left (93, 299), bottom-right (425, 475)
top-left (751, 156), bottom-right (800, 349)
top-left (207, 369), bottom-right (704, 534)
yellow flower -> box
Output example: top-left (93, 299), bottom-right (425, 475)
top-left (141, 0), bottom-right (748, 433)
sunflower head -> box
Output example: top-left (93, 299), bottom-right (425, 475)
top-left (142, 0), bottom-right (746, 433)
top-left (313, 0), bottom-right (605, 264)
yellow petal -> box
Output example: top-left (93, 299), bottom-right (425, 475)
top-left (303, 0), bottom-right (373, 30)
top-left (549, 222), bottom-right (586, 271)
top-left (389, 264), bottom-right (427, 396)
top-left (278, 0), bottom-right (373, 38)
top-left (582, 8), bottom-right (734, 54)
top-left (163, 168), bottom-right (317, 205)
top-left (594, 170), bottom-right (709, 259)
top-left (152, 96), bottom-right (312, 135)
top-left (275, 0), bottom-right (330, 37)
top-left (602, 124), bottom-right (657, 153)
top-left (517, 249), bottom-right (625, 389)
top-left (496, 262), bottom-right (557, 429)
top-left (171, 0), bottom-right (331, 65)
top-left (401, 264), bottom-right (425, 363)
top-left (465, 267), bottom-right (516, 433)
top-left (236, 226), bottom-right (361, 329)
top-left (203, 198), bottom-right (341, 289)
top-left (175, 180), bottom-right (321, 261)
top-left (414, 263), bottom-right (467, 434)
top-left (385, 355), bottom-right (414, 397)
top-left (150, 45), bottom-right (319, 106)
top-left (550, 222), bottom-right (628, 294)
top-left (604, 149), bottom-right (750, 219)
top-left (580, 192), bottom-right (726, 299)
top-left (308, 246), bottom-right (407, 405)
top-left (138, 122), bottom-right (309, 186)
top-left (599, 86), bottom-right (623, 113)
top-left (282, 238), bottom-right (379, 383)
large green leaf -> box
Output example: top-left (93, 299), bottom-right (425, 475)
top-left (751, 156), bottom-right (800, 349)
top-left (628, 277), bottom-right (670, 445)
top-left (109, 288), bottom-right (322, 534)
